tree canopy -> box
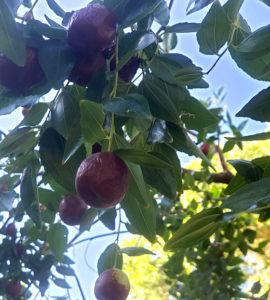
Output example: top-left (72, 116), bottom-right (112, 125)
top-left (0, 0), bottom-right (269, 299)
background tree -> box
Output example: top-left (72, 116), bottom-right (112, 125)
top-left (0, 0), bottom-right (269, 299)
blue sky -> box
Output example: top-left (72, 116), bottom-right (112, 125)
top-left (1, 0), bottom-right (270, 298)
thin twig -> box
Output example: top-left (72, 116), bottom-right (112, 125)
top-left (69, 231), bottom-right (128, 248)
top-left (74, 272), bottom-right (86, 300)
top-left (205, 48), bottom-right (228, 75)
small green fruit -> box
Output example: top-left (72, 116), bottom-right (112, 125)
top-left (94, 268), bottom-right (130, 300)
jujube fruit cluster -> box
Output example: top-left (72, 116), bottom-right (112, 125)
top-left (0, 47), bottom-right (44, 93)
top-left (59, 194), bottom-right (87, 226)
top-left (94, 268), bottom-right (130, 300)
top-left (75, 152), bottom-right (129, 209)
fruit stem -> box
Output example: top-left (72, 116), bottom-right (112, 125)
top-left (108, 113), bottom-right (115, 152)
top-left (74, 272), bottom-right (86, 300)
top-left (115, 209), bottom-right (122, 244)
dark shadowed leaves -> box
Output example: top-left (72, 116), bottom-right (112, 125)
top-left (236, 87), bottom-right (270, 122)
top-left (165, 23), bottom-right (200, 33)
top-left (186, 0), bottom-right (214, 15)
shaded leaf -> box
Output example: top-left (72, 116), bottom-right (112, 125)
top-left (186, 0), bottom-right (214, 15)
top-left (79, 208), bottom-right (97, 232)
top-left (98, 208), bottom-right (117, 231)
top-left (153, 0), bottom-right (169, 26)
top-left (226, 132), bottom-right (270, 141)
top-left (165, 22), bottom-right (200, 33)
top-left (48, 223), bottom-right (68, 262)
top-left (0, 0), bottom-right (26, 65)
top-left (56, 266), bottom-right (75, 277)
top-left (97, 243), bottom-right (123, 275)
top-left (121, 247), bottom-right (155, 256)
top-left (53, 278), bottom-right (71, 289)
top-left (46, 0), bottom-right (65, 17)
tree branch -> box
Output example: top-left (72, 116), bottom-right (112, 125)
top-left (182, 168), bottom-right (233, 184)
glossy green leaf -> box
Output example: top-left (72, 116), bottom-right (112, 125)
top-left (121, 191), bottom-right (156, 243)
top-left (237, 25), bottom-right (270, 53)
top-left (80, 100), bottom-right (107, 144)
top-left (222, 177), bottom-right (270, 213)
top-left (121, 247), bottom-right (155, 256)
top-left (114, 149), bottom-right (173, 169)
top-left (104, 94), bottom-right (152, 119)
top-left (0, 0), bottom-right (26, 65)
top-left (97, 243), bottom-right (123, 275)
top-left (197, 1), bottom-right (231, 55)
top-left (223, 0), bottom-right (244, 22)
top-left (181, 96), bottom-right (219, 130)
top-left (46, 0), bottom-right (65, 17)
top-left (236, 87), bottom-right (270, 121)
top-left (20, 158), bottom-right (41, 228)
top-left (38, 40), bottom-right (76, 89)
top-left (20, 103), bottom-right (49, 127)
top-left (164, 208), bottom-right (222, 250)
top-left (140, 74), bottom-right (179, 123)
top-left (39, 127), bottom-right (86, 194)
top-left (48, 223), bottom-right (68, 262)
top-left (0, 127), bottom-right (38, 158)
top-left (165, 22), bottom-right (200, 33)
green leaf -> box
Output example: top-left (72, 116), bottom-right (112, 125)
top-left (26, 19), bottom-right (66, 40)
top-left (222, 177), bottom-right (270, 212)
top-left (0, 0), bottom-right (26, 65)
top-left (236, 87), bottom-right (270, 122)
top-left (48, 223), bottom-right (68, 262)
top-left (121, 247), bottom-right (155, 256)
top-left (237, 25), bottom-right (270, 53)
top-left (153, 0), bottom-right (169, 26)
top-left (147, 120), bottom-right (173, 144)
top-left (114, 149), bottom-right (173, 169)
top-left (168, 123), bottom-right (213, 168)
top-left (140, 74), bottom-right (179, 123)
top-left (97, 243), bottom-right (123, 275)
top-left (38, 188), bottom-right (61, 212)
top-left (164, 208), bottom-right (222, 250)
top-left (98, 208), bottom-right (117, 231)
top-left (20, 159), bottom-right (41, 228)
top-left (226, 132), bottom-right (270, 141)
top-left (53, 278), bottom-right (71, 289)
top-left (223, 0), bottom-right (244, 22)
top-left (121, 191), bottom-right (156, 243)
top-left (20, 103), bottom-right (49, 127)
top-left (104, 94), bottom-right (152, 119)
top-left (180, 96), bottom-right (219, 130)
top-left (46, 0), bottom-right (65, 17)
top-left (80, 100), bottom-right (107, 144)
top-left (118, 31), bottom-right (155, 69)
top-left (56, 265), bottom-right (75, 277)
top-left (186, 0), bottom-right (214, 15)
top-left (38, 40), bottom-right (76, 89)
top-left (0, 127), bottom-right (38, 158)
top-left (165, 22), bottom-right (200, 33)
top-left (174, 66), bottom-right (203, 85)
top-left (39, 127), bottom-right (86, 194)
top-left (120, 0), bottom-right (162, 28)
top-left (79, 208), bottom-right (97, 232)
top-left (196, 1), bottom-right (231, 55)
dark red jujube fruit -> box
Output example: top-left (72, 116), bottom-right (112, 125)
top-left (200, 143), bottom-right (210, 155)
top-left (59, 194), bottom-right (88, 226)
top-left (0, 47), bottom-right (44, 92)
top-left (75, 152), bottom-right (129, 209)
top-left (67, 4), bottom-right (116, 55)
top-left (94, 268), bottom-right (130, 300)
top-left (6, 223), bottom-right (16, 237)
top-left (5, 281), bottom-right (22, 298)
top-left (69, 52), bottom-right (106, 86)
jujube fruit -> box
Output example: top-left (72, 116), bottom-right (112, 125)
top-left (94, 268), bottom-right (130, 300)
top-left (75, 152), bottom-right (129, 209)
top-left (5, 281), bottom-right (22, 298)
top-left (67, 4), bottom-right (116, 55)
top-left (59, 194), bottom-right (87, 226)
top-left (69, 52), bottom-right (106, 86)
top-left (0, 47), bottom-right (44, 93)
top-left (200, 143), bottom-right (210, 155)
top-left (6, 223), bottom-right (16, 236)
top-left (107, 45), bottom-right (141, 82)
